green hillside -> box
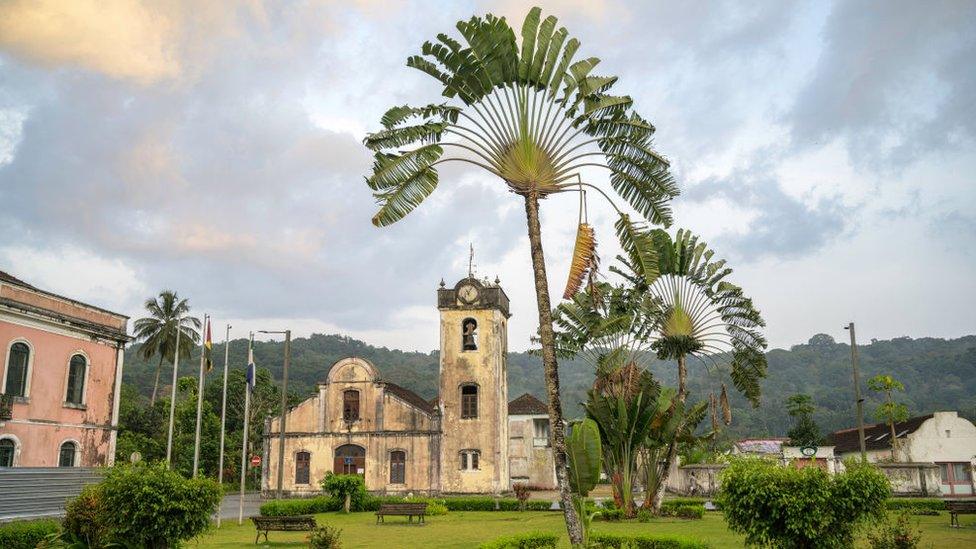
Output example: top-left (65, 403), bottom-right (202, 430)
top-left (122, 333), bottom-right (976, 437)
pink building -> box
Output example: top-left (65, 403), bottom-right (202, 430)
top-left (0, 270), bottom-right (129, 467)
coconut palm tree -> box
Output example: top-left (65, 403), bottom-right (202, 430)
top-left (613, 228), bottom-right (767, 510)
top-left (133, 291), bottom-right (201, 405)
top-left (363, 7), bottom-right (677, 541)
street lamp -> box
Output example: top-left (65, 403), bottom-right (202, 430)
top-left (259, 329), bottom-right (291, 499)
top-left (845, 322), bottom-right (867, 461)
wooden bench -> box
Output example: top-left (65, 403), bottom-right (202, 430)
top-left (250, 515), bottom-right (318, 543)
top-left (375, 502), bottom-right (428, 524)
top-left (946, 500), bottom-right (976, 528)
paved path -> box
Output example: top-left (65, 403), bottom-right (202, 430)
top-left (217, 492), bottom-right (262, 522)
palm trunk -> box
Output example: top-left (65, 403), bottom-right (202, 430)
top-left (524, 193), bottom-right (583, 546)
top-left (150, 356), bottom-right (164, 406)
top-left (651, 354), bottom-right (688, 512)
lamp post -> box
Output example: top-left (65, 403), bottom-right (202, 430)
top-left (845, 322), bottom-right (867, 461)
top-left (259, 329), bottom-right (291, 499)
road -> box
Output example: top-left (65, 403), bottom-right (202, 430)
top-left (217, 492), bottom-right (262, 522)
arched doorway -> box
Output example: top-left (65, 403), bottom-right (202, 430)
top-left (334, 444), bottom-right (365, 476)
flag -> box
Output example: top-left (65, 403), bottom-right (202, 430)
top-left (204, 318), bottom-right (213, 371)
top-left (246, 339), bottom-right (256, 392)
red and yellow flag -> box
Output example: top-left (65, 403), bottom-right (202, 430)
top-left (204, 318), bottom-right (213, 371)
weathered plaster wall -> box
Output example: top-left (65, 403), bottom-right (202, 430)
top-left (0, 320), bottom-right (120, 466)
top-left (508, 414), bottom-right (555, 489)
top-left (438, 308), bottom-right (508, 494)
top-left (901, 412), bottom-right (976, 463)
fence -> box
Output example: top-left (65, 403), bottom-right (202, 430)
top-left (0, 467), bottom-right (104, 523)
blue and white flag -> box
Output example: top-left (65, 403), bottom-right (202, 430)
top-left (246, 340), bottom-right (256, 392)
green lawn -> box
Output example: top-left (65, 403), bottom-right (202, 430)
top-left (194, 511), bottom-right (976, 548)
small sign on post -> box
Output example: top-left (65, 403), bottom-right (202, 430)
top-left (250, 455), bottom-right (261, 467)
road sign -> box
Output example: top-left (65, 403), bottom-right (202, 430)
top-left (250, 455), bottom-right (261, 467)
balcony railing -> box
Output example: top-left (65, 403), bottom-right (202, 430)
top-left (0, 393), bottom-right (12, 421)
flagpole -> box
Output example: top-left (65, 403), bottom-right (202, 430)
top-left (239, 332), bottom-right (254, 525)
top-left (192, 314), bottom-right (209, 477)
top-left (216, 323), bottom-right (231, 528)
top-left (165, 316), bottom-right (182, 468)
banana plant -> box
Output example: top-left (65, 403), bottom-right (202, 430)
top-left (363, 6), bottom-right (677, 543)
top-left (566, 418), bottom-right (601, 548)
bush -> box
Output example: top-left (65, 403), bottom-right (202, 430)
top-left (637, 509), bottom-right (652, 523)
top-left (513, 483), bottom-right (531, 511)
top-left (99, 462), bottom-right (222, 549)
top-left (442, 496), bottom-right (551, 511)
top-left (307, 525), bottom-right (343, 549)
top-left (590, 533), bottom-right (710, 548)
top-left (885, 498), bottom-right (944, 511)
top-left (321, 473), bottom-right (368, 513)
top-left (62, 484), bottom-right (112, 547)
top-left (658, 503), bottom-right (704, 519)
top-left (665, 497), bottom-right (721, 510)
top-left (479, 532), bottom-right (559, 548)
top-left (867, 511), bottom-right (922, 549)
top-left (0, 519), bottom-right (59, 549)
top-left (600, 508), bottom-right (624, 521)
top-left (718, 458), bottom-right (890, 549)
top-left (261, 496), bottom-right (340, 516)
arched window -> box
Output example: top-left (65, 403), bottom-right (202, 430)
top-left (334, 444), bottom-right (365, 476)
top-left (66, 354), bottom-right (86, 405)
top-left (389, 450), bottom-right (405, 484)
top-left (342, 390), bottom-right (360, 421)
top-left (460, 384), bottom-right (478, 419)
top-left (0, 438), bottom-right (15, 467)
top-left (295, 451), bottom-right (311, 484)
top-left (460, 449), bottom-right (480, 471)
top-left (4, 342), bottom-right (30, 397)
top-left (461, 318), bottom-right (478, 351)
top-left (58, 441), bottom-right (77, 467)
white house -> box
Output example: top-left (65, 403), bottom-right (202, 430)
top-left (827, 411), bottom-right (976, 497)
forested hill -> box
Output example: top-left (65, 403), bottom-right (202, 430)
top-left (122, 333), bottom-right (976, 438)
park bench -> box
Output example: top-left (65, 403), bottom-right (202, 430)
top-left (945, 500), bottom-right (976, 528)
top-left (250, 515), bottom-right (318, 543)
top-left (375, 502), bottom-right (428, 524)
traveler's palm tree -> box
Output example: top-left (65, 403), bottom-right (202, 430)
top-left (613, 228), bottom-right (767, 510)
top-left (133, 291), bottom-right (201, 405)
top-left (363, 7), bottom-right (677, 542)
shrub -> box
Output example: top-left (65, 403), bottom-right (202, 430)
top-left (664, 497), bottom-right (721, 510)
top-left (441, 496), bottom-right (550, 511)
top-left (590, 533), bottom-right (710, 548)
top-left (62, 484), bottom-right (112, 547)
top-left (307, 525), bottom-right (343, 549)
top-left (718, 458), bottom-right (890, 549)
top-left (479, 532), bottom-right (559, 548)
top-left (321, 473), bottom-right (368, 513)
top-left (600, 508), bottom-right (624, 521)
top-left (867, 511), bottom-right (922, 549)
top-left (658, 503), bottom-right (704, 519)
top-left (0, 519), bottom-right (59, 549)
top-left (261, 496), bottom-right (339, 516)
top-left (513, 483), bottom-right (531, 511)
top-left (99, 462), bottom-right (222, 549)
top-left (885, 498), bottom-right (944, 511)
top-left (637, 509), bottom-right (652, 523)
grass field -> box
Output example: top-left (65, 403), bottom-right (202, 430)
top-left (194, 510), bottom-right (976, 548)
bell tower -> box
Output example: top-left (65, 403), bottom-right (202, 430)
top-left (437, 269), bottom-right (510, 493)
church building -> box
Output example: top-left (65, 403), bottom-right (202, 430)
top-left (261, 273), bottom-right (556, 495)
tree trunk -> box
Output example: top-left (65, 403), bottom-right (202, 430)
top-left (150, 356), bottom-right (164, 406)
top-left (344, 492), bottom-right (351, 513)
top-left (890, 420), bottom-right (898, 461)
top-left (650, 354), bottom-right (688, 512)
top-left (523, 193), bottom-right (583, 546)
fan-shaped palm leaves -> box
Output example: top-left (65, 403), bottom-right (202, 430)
top-left (364, 7), bottom-right (678, 542)
top-left (133, 291), bottom-right (201, 405)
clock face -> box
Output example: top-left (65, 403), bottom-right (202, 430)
top-left (458, 284), bottom-right (480, 304)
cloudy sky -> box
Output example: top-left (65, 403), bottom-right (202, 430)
top-left (0, 0), bottom-right (973, 352)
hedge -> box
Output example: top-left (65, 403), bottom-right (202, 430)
top-left (590, 533), bottom-right (710, 548)
top-left (660, 503), bottom-right (705, 519)
top-left (0, 519), bottom-right (59, 549)
top-left (479, 532), bottom-right (559, 548)
top-left (443, 496), bottom-right (552, 511)
top-left (885, 498), bottom-right (944, 511)
top-left (663, 497), bottom-right (722, 510)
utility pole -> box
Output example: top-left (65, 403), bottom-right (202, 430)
top-left (845, 322), bottom-right (867, 461)
top-left (259, 329), bottom-right (291, 499)
top-left (165, 318), bottom-right (182, 468)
